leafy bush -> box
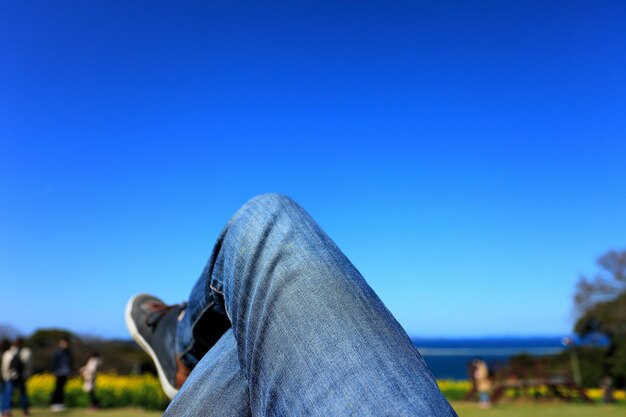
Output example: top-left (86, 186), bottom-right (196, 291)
top-left (25, 373), bottom-right (168, 410)
top-left (20, 374), bottom-right (625, 409)
top-left (435, 379), bottom-right (626, 403)
top-left (437, 379), bottom-right (470, 400)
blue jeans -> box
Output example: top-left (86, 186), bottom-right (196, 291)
top-left (168, 194), bottom-right (456, 416)
top-left (479, 391), bottom-right (490, 404)
top-left (2, 378), bottom-right (29, 412)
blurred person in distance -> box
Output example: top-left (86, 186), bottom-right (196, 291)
top-left (1, 337), bottom-right (33, 417)
top-left (50, 337), bottom-right (73, 412)
top-left (0, 340), bottom-right (9, 414)
top-left (80, 352), bottom-right (102, 410)
top-left (474, 358), bottom-right (491, 409)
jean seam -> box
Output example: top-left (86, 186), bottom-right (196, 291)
top-left (210, 283), bottom-right (232, 322)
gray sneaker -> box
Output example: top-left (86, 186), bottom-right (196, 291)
top-left (125, 294), bottom-right (190, 399)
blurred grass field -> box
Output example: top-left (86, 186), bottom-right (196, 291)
top-left (27, 409), bottom-right (160, 417)
top-left (452, 402), bottom-right (625, 416)
top-left (19, 376), bottom-right (626, 416)
top-left (26, 402), bottom-right (626, 416)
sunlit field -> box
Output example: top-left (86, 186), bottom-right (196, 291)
top-left (452, 402), bottom-right (625, 417)
top-left (25, 409), bottom-right (160, 417)
top-left (22, 402), bottom-right (626, 417)
top-left (17, 375), bottom-right (625, 416)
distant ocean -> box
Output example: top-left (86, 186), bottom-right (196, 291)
top-left (413, 337), bottom-right (566, 380)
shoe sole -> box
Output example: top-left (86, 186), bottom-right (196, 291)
top-left (125, 294), bottom-right (179, 400)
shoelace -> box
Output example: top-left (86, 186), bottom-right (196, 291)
top-left (145, 302), bottom-right (186, 331)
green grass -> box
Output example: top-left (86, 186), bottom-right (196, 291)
top-left (452, 401), bottom-right (626, 416)
top-left (26, 408), bottom-right (161, 417)
top-left (25, 403), bottom-right (626, 416)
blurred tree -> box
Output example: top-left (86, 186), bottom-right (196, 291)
top-left (28, 328), bottom-right (74, 349)
top-left (507, 348), bottom-right (607, 388)
top-left (0, 323), bottom-right (21, 339)
top-left (26, 328), bottom-right (154, 375)
top-left (574, 250), bottom-right (626, 387)
top-left (28, 328), bottom-right (77, 373)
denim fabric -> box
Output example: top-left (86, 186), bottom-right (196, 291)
top-left (170, 194), bottom-right (456, 416)
top-left (2, 379), bottom-right (29, 412)
top-left (167, 329), bottom-right (250, 416)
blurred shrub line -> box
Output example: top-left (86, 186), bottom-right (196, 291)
top-left (14, 375), bottom-right (625, 409)
top-left (25, 373), bottom-right (168, 410)
top-left (436, 379), bottom-right (626, 403)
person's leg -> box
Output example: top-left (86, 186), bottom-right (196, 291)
top-left (58, 377), bottom-right (66, 405)
top-left (50, 377), bottom-right (58, 405)
top-left (50, 377), bottom-right (57, 404)
top-left (478, 391), bottom-right (490, 408)
top-left (176, 266), bottom-right (232, 368)
top-left (51, 376), bottom-right (66, 405)
top-left (2, 381), bottom-right (13, 414)
top-left (89, 389), bottom-right (99, 408)
top-left (165, 329), bottom-right (250, 416)
top-left (18, 379), bottom-right (29, 413)
top-left (174, 194), bottom-right (455, 416)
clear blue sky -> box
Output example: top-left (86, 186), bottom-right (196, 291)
top-left (1, 1), bottom-right (625, 339)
